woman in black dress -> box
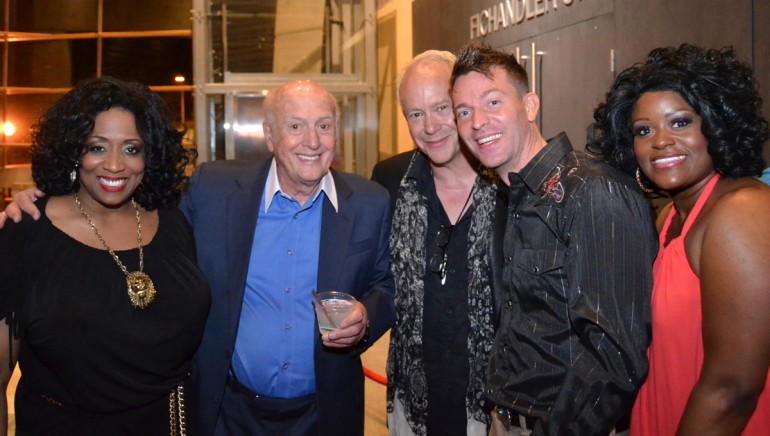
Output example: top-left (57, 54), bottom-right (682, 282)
top-left (0, 77), bottom-right (210, 435)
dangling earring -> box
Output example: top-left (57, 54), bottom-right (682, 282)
top-left (635, 167), bottom-right (654, 194)
top-left (70, 166), bottom-right (78, 184)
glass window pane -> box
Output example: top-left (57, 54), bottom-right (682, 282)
top-left (337, 94), bottom-right (361, 173)
top-left (8, 40), bottom-right (96, 87)
top-left (154, 90), bottom-right (194, 130)
top-left (208, 7), bottom-right (225, 83)
top-left (102, 38), bottom-right (191, 86)
top-left (209, 0), bottom-right (367, 75)
top-left (232, 94), bottom-right (270, 161)
top-left (0, 161), bottom-right (34, 204)
top-left (5, 93), bottom-right (63, 145)
top-left (272, 1), bottom-right (325, 73)
top-left (207, 95), bottom-right (227, 160)
top-left (10, 0), bottom-right (98, 33)
top-left (0, 148), bottom-right (33, 168)
top-left (155, 91), bottom-right (195, 153)
top-left (206, 11), bottom-right (225, 83)
top-left (103, 0), bottom-right (191, 31)
top-left (1, 92), bottom-right (59, 201)
top-left (208, 0), bottom-right (277, 74)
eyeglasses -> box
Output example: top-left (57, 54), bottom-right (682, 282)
top-left (429, 225), bottom-right (453, 285)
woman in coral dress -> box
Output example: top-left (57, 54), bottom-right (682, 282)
top-left (588, 44), bottom-right (770, 435)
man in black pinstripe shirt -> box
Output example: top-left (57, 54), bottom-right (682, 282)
top-left (451, 43), bottom-right (657, 436)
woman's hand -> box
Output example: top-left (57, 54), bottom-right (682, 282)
top-left (0, 188), bottom-right (45, 229)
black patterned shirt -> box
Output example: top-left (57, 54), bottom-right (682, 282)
top-left (486, 133), bottom-right (657, 435)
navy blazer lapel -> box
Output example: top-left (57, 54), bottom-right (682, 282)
top-left (317, 170), bottom-right (354, 292)
top-left (225, 161), bottom-right (270, 336)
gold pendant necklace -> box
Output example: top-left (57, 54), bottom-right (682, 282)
top-left (74, 192), bottom-right (157, 309)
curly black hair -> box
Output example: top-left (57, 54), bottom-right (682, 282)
top-left (30, 76), bottom-right (195, 210)
top-left (450, 42), bottom-right (529, 95)
top-left (587, 43), bottom-right (768, 180)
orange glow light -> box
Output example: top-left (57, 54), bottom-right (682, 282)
top-left (3, 121), bottom-right (15, 137)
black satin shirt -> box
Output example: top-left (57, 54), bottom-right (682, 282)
top-left (486, 133), bottom-right (657, 435)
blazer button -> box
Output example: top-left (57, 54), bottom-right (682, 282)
top-left (533, 266), bottom-right (540, 273)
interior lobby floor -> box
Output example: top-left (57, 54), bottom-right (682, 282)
top-left (362, 330), bottom-right (390, 435)
top-left (5, 331), bottom-right (391, 436)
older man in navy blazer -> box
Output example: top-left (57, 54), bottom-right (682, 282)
top-left (181, 80), bottom-right (395, 435)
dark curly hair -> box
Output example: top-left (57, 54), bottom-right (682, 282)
top-left (30, 76), bottom-right (195, 210)
top-left (587, 44), bottom-right (768, 181)
top-left (450, 42), bottom-right (529, 95)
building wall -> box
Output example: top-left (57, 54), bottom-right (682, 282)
top-left (411, 0), bottom-right (770, 161)
top-left (377, 10), bottom-right (400, 159)
top-left (377, 0), bottom-right (414, 160)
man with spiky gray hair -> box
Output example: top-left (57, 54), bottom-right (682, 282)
top-left (373, 50), bottom-right (505, 436)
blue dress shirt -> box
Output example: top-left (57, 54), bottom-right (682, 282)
top-left (231, 160), bottom-right (337, 399)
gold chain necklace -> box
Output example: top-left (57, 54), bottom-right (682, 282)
top-left (73, 192), bottom-right (157, 309)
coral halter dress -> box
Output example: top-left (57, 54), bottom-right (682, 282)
top-left (630, 174), bottom-right (770, 435)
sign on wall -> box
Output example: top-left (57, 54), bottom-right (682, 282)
top-left (470, 0), bottom-right (583, 40)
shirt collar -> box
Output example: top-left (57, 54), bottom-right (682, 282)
top-left (508, 132), bottom-right (573, 193)
top-left (402, 150), bottom-right (432, 185)
top-left (264, 158), bottom-right (339, 213)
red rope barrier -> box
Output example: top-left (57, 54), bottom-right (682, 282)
top-left (363, 366), bottom-right (387, 385)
